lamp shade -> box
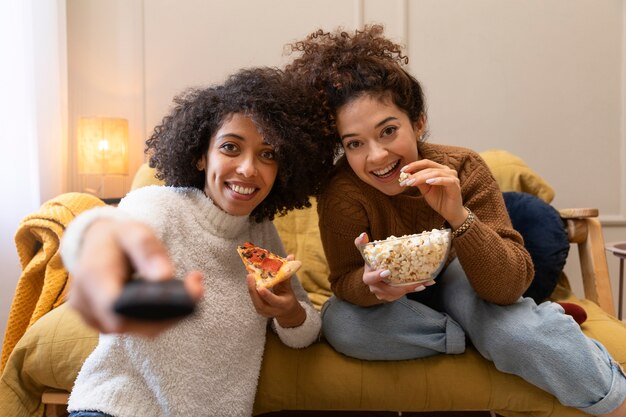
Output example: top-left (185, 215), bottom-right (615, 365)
top-left (77, 117), bottom-right (129, 175)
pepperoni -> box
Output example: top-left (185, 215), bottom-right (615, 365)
top-left (240, 242), bottom-right (282, 273)
top-left (261, 257), bottom-right (283, 273)
top-left (249, 248), bottom-right (268, 263)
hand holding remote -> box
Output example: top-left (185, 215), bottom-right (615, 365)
top-left (67, 218), bottom-right (204, 336)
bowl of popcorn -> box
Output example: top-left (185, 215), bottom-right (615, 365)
top-left (358, 229), bottom-right (451, 286)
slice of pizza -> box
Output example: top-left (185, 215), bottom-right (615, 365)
top-left (237, 242), bottom-right (302, 289)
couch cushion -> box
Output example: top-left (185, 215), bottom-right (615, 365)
top-left (130, 163), bottom-right (164, 190)
top-left (0, 303), bottom-right (98, 417)
top-left (503, 192), bottom-right (570, 303)
top-left (273, 199), bottom-right (331, 310)
top-left (255, 334), bottom-right (590, 416)
top-left (479, 149), bottom-right (555, 203)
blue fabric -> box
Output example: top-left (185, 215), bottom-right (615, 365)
top-left (503, 192), bottom-right (570, 302)
top-left (69, 412), bottom-right (115, 417)
top-left (322, 294), bottom-right (465, 360)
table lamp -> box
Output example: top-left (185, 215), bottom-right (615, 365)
top-left (77, 117), bottom-right (129, 200)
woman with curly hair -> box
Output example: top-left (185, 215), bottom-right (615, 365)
top-left (286, 25), bottom-right (626, 416)
top-left (59, 67), bottom-right (335, 416)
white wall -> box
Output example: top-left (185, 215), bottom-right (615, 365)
top-left (66, 0), bottom-right (145, 198)
top-left (410, 0), bottom-right (623, 213)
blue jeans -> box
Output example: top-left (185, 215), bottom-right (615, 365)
top-left (69, 412), bottom-right (115, 417)
top-left (321, 258), bottom-right (626, 415)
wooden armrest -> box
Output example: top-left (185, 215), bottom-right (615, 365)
top-left (558, 208), bottom-right (599, 219)
top-left (560, 208), bottom-right (616, 316)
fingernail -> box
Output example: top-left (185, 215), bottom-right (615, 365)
top-left (405, 178), bottom-right (416, 186)
top-left (425, 178), bottom-right (436, 184)
top-left (424, 280), bottom-right (436, 286)
top-left (400, 166), bottom-right (407, 172)
top-left (380, 270), bottom-right (391, 278)
top-left (414, 285), bottom-right (426, 292)
top-left (358, 232), bottom-right (366, 240)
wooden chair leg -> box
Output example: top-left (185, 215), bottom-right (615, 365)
top-left (44, 403), bottom-right (69, 417)
top-left (42, 390), bottom-right (69, 417)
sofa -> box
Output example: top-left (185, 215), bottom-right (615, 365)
top-left (1, 150), bottom-right (625, 417)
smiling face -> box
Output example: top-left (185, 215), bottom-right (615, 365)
top-left (336, 94), bottom-right (425, 196)
top-left (198, 113), bottom-right (278, 216)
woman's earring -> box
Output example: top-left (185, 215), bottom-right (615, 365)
top-left (196, 160), bottom-right (205, 171)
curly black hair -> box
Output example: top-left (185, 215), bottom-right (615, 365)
top-left (285, 25), bottom-right (427, 143)
top-left (145, 67), bottom-right (336, 222)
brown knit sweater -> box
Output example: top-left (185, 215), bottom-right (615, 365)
top-left (317, 142), bottom-right (534, 306)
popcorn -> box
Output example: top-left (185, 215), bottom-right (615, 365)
top-left (399, 171), bottom-right (411, 184)
top-left (359, 229), bottom-right (451, 286)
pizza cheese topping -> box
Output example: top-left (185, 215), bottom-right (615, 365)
top-left (237, 242), bottom-right (302, 288)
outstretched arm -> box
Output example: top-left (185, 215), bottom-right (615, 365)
top-left (62, 208), bottom-right (203, 336)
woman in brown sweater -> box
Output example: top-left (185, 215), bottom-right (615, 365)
top-left (286, 25), bottom-right (626, 416)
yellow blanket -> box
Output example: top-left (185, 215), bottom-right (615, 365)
top-left (0, 192), bottom-right (104, 371)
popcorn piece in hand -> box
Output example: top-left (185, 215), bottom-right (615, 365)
top-left (399, 171), bottom-right (410, 184)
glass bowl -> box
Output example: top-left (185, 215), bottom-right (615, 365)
top-left (358, 229), bottom-right (451, 286)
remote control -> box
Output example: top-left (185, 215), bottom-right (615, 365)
top-left (113, 279), bottom-right (196, 321)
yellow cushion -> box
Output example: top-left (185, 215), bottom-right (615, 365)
top-left (130, 163), bottom-right (164, 190)
top-left (273, 199), bottom-right (331, 310)
top-left (0, 303), bottom-right (98, 417)
top-left (256, 333), bottom-right (587, 416)
top-left (479, 149), bottom-right (555, 203)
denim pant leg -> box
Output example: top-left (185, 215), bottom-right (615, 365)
top-left (321, 294), bottom-right (465, 360)
top-left (438, 258), bottom-right (626, 415)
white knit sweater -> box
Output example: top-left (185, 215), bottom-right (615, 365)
top-left (61, 186), bottom-right (321, 417)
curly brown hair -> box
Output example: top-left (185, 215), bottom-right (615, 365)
top-left (145, 67), bottom-right (336, 222)
top-left (285, 25), bottom-right (427, 142)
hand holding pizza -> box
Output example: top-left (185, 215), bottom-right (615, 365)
top-left (246, 273), bottom-right (306, 328)
top-left (237, 242), bottom-right (301, 288)
top-left (238, 242), bottom-right (306, 328)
